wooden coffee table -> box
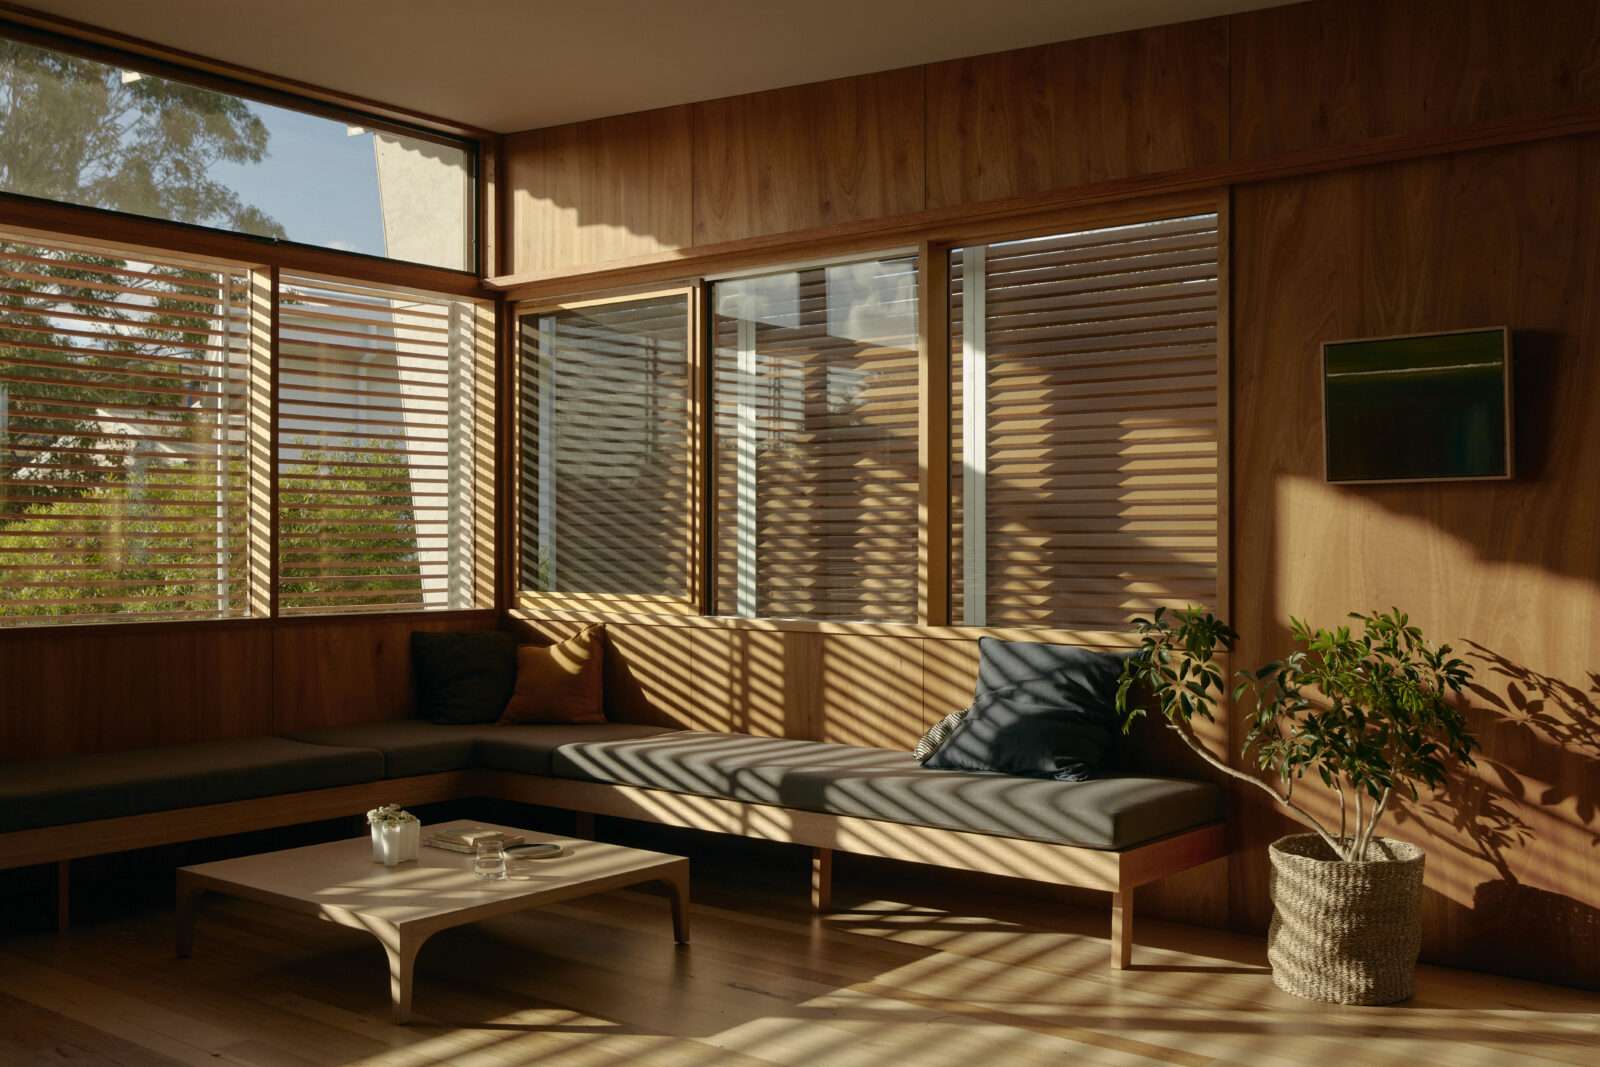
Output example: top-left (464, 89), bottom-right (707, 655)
top-left (175, 819), bottom-right (689, 1023)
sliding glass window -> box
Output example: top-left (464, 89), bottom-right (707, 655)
top-left (951, 214), bottom-right (1222, 629)
top-left (0, 32), bottom-right (474, 270)
top-left (518, 293), bottom-right (694, 604)
top-left (0, 226), bottom-right (492, 628)
top-left (277, 274), bottom-right (490, 615)
top-left (711, 255), bottom-right (919, 623)
top-left (0, 229), bottom-right (255, 625)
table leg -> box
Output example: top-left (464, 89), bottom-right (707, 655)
top-left (665, 865), bottom-right (690, 945)
top-left (175, 876), bottom-right (204, 959)
top-left (384, 932), bottom-right (423, 1024)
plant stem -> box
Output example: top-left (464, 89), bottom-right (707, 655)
top-left (1355, 788), bottom-right (1391, 860)
top-left (1170, 721), bottom-right (1347, 857)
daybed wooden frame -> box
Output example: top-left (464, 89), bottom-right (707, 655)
top-left (0, 769), bottom-right (1226, 968)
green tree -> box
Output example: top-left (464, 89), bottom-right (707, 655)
top-left (0, 37), bottom-right (284, 236)
top-left (278, 442), bottom-right (424, 611)
top-left (0, 36), bottom-right (291, 620)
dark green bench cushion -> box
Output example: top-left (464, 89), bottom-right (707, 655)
top-left (286, 720), bottom-right (507, 778)
top-left (549, 731), bottom-right (807, 800)
top-left (0, 737), bottom-right (384, 834)
top-left (289, 720), bottom-right (679, 778)
top-left (550, 731), bottom-right (1222, 850)
top-left (474, 723), bottom-right (679, 777)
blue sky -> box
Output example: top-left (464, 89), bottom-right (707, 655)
top-left (211, 101), bottom-right (387, 257)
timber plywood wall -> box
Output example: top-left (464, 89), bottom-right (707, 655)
top-left (1231, 136), bottom-right (1600, 988)
top-left (0, 613), bottom-right (496, 759)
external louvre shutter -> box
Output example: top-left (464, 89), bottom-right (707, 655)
top-left (711, 256), bottom-right (920, 622)
top-left (277, 273), bottom-right (482, 615)
top-left (0, 232), bottom-right (252, 625)
top-left (517, 294), bottom-right (692, 599)
top-left (952, 214), bottom-right (1221, 629)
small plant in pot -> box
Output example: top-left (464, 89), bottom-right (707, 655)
top-left (1117, 607), bottom-right (1478, 1005)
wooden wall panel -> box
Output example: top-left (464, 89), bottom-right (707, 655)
top-left (815, 636), bottom-right (924, 750)
top-left (691, 68), bottom-right (925, 245)
top-left (504, 106), bottom-right (693, 276)
top-left (1231, 0), bottom-right (1600, 158)
top-left (1231, 135), bottom-right (1600, 989)
top-left (270, 614), bottom-right (497, 732)
top-left (0, 626), bottom-right (273, 760)
top-left (924, 19), bottom-right (1229, 209)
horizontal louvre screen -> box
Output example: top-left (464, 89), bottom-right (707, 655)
top-left (712, 256), bottom-right (919, 622)
top-left (0, 232), bottom-right (252, 626)
top-left (518, 294), bottom-right (692, 599)
top-left (952, 214), bottom-right (1221, 628)
top-left (277, 273), bottom-right (482, 615)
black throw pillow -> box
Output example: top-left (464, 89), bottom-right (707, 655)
top-left (411, 630), bottom-right (518, 724)
top-left (922, 637), bottom-right (1126, 781)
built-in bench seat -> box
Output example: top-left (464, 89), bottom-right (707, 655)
top-left (282, 720), bottom-right (671, 779)
top-left (547, 730), bottom-right (1220, 851)
top-left (0, 719), bottom-right (1228, 967)
top-left (0, 737), bottom-right (385, 834)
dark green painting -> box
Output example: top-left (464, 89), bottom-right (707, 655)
top-left (1323, 328), bottom-right (1511, 483)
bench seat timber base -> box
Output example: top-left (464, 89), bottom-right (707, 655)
top-left (0, 723), bottom-right (1227, 968)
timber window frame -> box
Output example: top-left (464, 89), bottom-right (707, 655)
top-left (0, 224), bottom-right (496, 629)
top-left (511, 288), bottom-right (702, 617)
top-left (509, 191), bottom-right (1227, 636)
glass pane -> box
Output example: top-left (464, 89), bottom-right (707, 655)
top-left (519, 294), bottom-right (692, 599)
top-left (277, 274), bottom-right (486, 614)
top-left (711, 255), bottom-right (919, 622)
top-left (0, 231), bottom-right (253, 625)
top-left (951, 215), bottom-right (1222, 628)
top-left (0, 36), bottom-right (473, 270)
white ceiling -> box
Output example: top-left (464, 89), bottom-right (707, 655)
top-left (24, 0), bottom-right (1296, 133)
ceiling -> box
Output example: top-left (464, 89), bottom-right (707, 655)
top-left (23, 0), bottom-right (1295, 133)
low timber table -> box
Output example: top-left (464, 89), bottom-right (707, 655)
top-left (175, 819), bottom-right (690, 1023)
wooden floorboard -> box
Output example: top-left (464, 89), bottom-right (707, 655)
top-left (0, 851), bottom-right (1594, 1067)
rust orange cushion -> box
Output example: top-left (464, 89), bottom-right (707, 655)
top-left (499, 624), bottom-right (607, 724)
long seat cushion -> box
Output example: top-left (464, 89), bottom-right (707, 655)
top-left (289, 720), bottom-right (679, 778)
top-left (285, 720), bottom-right (509, 778)
top-left (552, 731), bottom-right (1222, 850)
top-left (0, 737), bottom-right (385, 834)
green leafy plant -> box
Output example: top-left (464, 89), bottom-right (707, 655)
top-left (1117, 606), bottom-right (1479, 861)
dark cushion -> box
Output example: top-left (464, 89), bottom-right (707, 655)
top-left (411, 630), bottom-right (517, 724)
top-left (923, 637), bottom-right (1125, 781)
top-left (549, 731), bottom-right (814, 799)
top-left (475, 723), bottom-right (681, 777)
top-left (285, 720), bottom-right (507, 777)
top-left (549, 730), bottom-right (1221, 850)
top-left (0, 738), bottom-right (384, 833)
top-left (737, 744), bottom-right (1221, 849)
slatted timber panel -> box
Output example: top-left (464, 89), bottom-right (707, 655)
top-left (517, 294), bottom-right (692, 600)
top-left (950, 214), bottom-right (1222, 628)
top-left (0, 230), bottom-right (253, 626)
top-left (710, 256), bottom-right (920, 622)
top-left (276, 273), bottom-right (485, 615)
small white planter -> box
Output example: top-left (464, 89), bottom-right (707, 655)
top-left (372, 820), bottom-right (420, 866)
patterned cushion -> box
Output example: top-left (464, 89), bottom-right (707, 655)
top-left (914, 707), bottom-right (969, 763)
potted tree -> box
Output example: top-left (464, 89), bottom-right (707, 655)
top-left (1117, 607), bottom-right (1478, 1004)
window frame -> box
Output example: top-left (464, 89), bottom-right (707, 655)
top-left (506, 189), bottom-right (1227, 640)
top-left (0, 224), bottom-right (497, 632)
top-left (511, 286), bottom-right (704, 619)
top-left (0, 20), bottom-right (484, 279)
top-left (946, 211), bottom-right (1227, 630)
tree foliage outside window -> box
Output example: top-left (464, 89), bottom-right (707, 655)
top-left (0, 37), bottom-right (285, 237)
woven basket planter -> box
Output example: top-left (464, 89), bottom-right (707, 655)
top-left (1266, 833), bottom-right (1426, 1005)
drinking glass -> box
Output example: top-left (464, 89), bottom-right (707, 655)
top-left (473, 838), bottom-right (507, 880)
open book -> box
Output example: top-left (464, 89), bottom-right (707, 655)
top-left (421, 825), bottom-right (526, 854)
